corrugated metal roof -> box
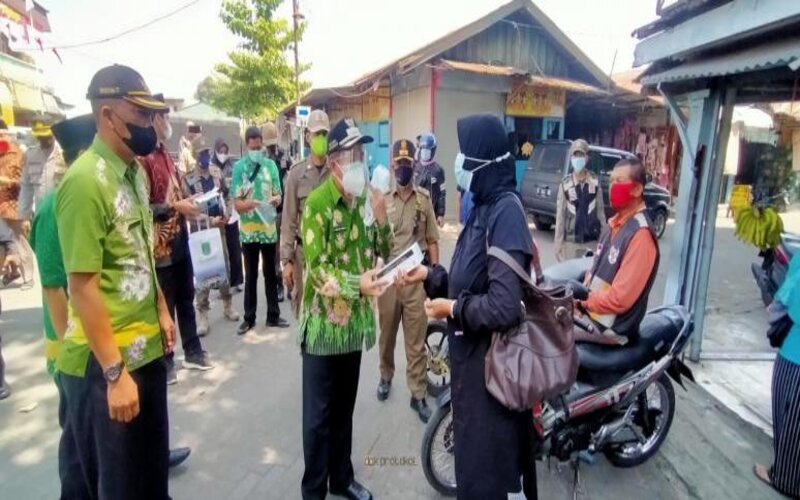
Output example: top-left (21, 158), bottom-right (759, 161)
top-left (640, 36), bottom-right (800, 86)
top-left (437, 59), bottom-right (608, 95)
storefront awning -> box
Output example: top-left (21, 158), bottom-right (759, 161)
top-left (11, 81), bottom-right (44, 111)
top-left (0, 82), bottom-right (14, 125)
top-left (640, 36), bottom-right (800, 86)
top-left (437, 59), bottom-right (608, 95)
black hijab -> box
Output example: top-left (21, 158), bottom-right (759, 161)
top-left (456, 114), bottom-right (516, 206)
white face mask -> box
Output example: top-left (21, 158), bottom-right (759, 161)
top-left (341, 161), bottom-right (367, 197)
top-left (216, 152), bottom-right (229, 164)
top-left (420, 148), bottom-right (432, 162)
top-left (454, 151), bottom-right (511, 192)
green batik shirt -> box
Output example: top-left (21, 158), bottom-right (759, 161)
top-left (299, 177), bottom-right (392, 355)
top-left (230, 154), bottom-right (282, 244)
top-left (55, 137), bottom-right (163, 377)
top-left (29, 191), bottom-right (65, 377)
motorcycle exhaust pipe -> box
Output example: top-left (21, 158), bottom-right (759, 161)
top-left (589, 404), bottom-right (636, 453)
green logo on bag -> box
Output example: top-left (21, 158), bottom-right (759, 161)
top-left (201, 242), bottom-right (211, 256)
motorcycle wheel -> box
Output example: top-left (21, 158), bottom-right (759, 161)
top-left (421, 402), bottom-right (457, 497)
top-left (425, 321), bottom-right (450, 397)
top-left (604, 374), bottom-right (675, 468)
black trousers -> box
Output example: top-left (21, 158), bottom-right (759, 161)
top-left (56, 375), bottom-right (91, 499)
top-left (156, 258), bottom-right (202, 360)
top-left (225, 222), bottom-right (244, 287)
top-left (301, 351), bottom-right (361, 500)
top-left (242, 242), bottom-right (280, 324)
top-left (61, 356), bottom-right (170, 500)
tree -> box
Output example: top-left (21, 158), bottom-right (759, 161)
top-left (198, 0), bottom-right (310, 121)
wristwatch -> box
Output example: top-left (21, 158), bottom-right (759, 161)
top-left (103, 360), bottom-right (125, 384)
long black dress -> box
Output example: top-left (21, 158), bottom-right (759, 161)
top-left (445, 115), bottom-right (537, 499)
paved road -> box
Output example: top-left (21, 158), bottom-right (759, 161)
top-left (0, 220), bottom-right (784, 499)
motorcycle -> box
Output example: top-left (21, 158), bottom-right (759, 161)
top-left (420, 258), bottom-right (695, 497)
top-left (751, 232), bottom-right (800, 306)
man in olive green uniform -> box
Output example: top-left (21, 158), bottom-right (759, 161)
top-left (181, 137), bottom-right (240, 335)
top-left (281, 109), bottom-right (330, 317)
top-left (376, 139), bottom-right (440, 423)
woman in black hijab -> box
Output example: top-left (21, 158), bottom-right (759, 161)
top-left (213, 139), bottom-right (244, 290)
top-left (420, 114), bottom-right (537, 498)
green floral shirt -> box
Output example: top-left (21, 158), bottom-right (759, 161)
top-left (299, 177), bottom-right (392, 355)
top-left (55, 137), bottom-right (163, 377)
top-left (230, 154), bottom-right (282, 244)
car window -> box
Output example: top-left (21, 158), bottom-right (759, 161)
top-left (591, 152), bottom-right (622, 178)
top-left (530, 144), bottom-right (569, 173)
top-left (587, 151), bottom-right (605, 176)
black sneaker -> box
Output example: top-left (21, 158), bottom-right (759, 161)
top-left (377, 379), bottom-right (391, 401)
top-left (0, 382), bottom-right (10, 400)
top-left (330, 480), bottom-right (373, 500)
top-left (184, 351), bottom-right (214, 371)
top-left (277, 285), bottom-right (285, 303)
top-left (266, 317), bottom-right (290, 328)
top-left (168, 447), bottom-right (191, 469)
top-left (410, 397), bottom-right (432, 423)
top-left (237, 320), bottom-right (254, 335)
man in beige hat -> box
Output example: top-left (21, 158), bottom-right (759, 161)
top-left (280, 109), bottom-right (330, 317)
top-left (554, 138), bottom-right (607, 261)
top-left (18, 120), bottom-right (66, 221)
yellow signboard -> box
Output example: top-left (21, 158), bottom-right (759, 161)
top-left (730, 184), bottom-right (752, 213)
top-left (506, 84), bottom-right (566, 118)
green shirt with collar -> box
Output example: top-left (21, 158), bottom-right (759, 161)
top-left (230, 153), bottom-right (282, 244)
top-left (299, 177), bottom-right (392, 355)
top-left (55, 137), bottom-right (163, 377)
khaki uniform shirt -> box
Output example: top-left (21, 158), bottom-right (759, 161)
top-left (280, 158), bottom-right (329, 263)
top-left (384, 186), bottom-right (439, 260)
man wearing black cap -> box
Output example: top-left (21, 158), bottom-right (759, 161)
top-left (231, 125), bottom-right (290, 334)
top-left (376, 139), bottom-right (439, 423)
top-left (298, 118), bottom-right (391, 500)
top-left (55, 65), bottom-right (176, 499)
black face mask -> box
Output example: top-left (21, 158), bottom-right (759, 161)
top-left (112, 111), bottom-right (158, 156)
top-left (396, 165), bottom-right (414, 187)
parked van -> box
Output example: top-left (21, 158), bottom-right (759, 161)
top-left (520, 141), bottom-right (672, 239)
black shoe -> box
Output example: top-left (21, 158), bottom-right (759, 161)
top-left (237, 320), bottom-right (254, 335)
top-left (168, 447), bottom-right (191, 468)
top-left (266, 317), bottom-right (290, 328)
top-left (377, 379), bottom-right (391, 402)
top-left (0, 383), bottom-right (10, 401)
top-left (330, 480), bottom-right (372, 500)
top-left (166, 362), bottom-right (178, 386)
top-left (184, 351), bottom-right (214, 371)
top-left (411, 397), bottom-right (432, 423)
top-left (277, 285), bottom-right (285, 303)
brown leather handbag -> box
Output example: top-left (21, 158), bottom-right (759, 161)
top-left (484, 246), bottom-right (579, 411)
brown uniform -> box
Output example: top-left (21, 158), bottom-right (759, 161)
top-left (280, 158), bottom-right (329, 317)
top-left (378, 186), bottom-right (439, 400)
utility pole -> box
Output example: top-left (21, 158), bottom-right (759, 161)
top-left (292, 0), bottom-right (304, 160)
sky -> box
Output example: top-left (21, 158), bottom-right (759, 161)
top-left (29, 0), bottom-right (659, 116)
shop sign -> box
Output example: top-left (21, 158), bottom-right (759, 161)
top-left (506, 83), bottom-right (565, 118)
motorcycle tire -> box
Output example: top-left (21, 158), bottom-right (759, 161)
top-left (425, 321), bottom-right (450, 397)
top-left (604, 374), bottom-right (675, 468)
top-left (421, 402), bottom-right (457, 497)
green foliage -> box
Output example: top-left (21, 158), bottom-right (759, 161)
top-left (196, 0), bottom-right (311, 121)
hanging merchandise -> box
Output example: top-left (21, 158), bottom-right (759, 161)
top-left (734, 205), bottom-right (784, 250)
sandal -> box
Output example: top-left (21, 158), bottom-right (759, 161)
top-left (754, 464), bottom-right (772, 487)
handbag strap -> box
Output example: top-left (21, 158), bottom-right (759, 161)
top-left (487, 246), bottom-right (535, 289)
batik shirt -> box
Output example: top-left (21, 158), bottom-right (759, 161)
top-left (299, 177), bottom-right (392, 355)
top-left (56, 137), bottom-right (163, 377)
top-left (230, 154), bottom-right (282, 244)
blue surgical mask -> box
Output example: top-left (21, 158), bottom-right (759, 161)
top-left (571, 156), bottom-right (587, 173)
top-left (454, 151), bottom-right (512, 192)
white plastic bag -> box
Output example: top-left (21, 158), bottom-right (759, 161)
top-left (188, 219), bottom-right (228, 290)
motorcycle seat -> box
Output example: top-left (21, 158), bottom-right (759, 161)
top-left (577, 307), bottom-right (686, 374)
